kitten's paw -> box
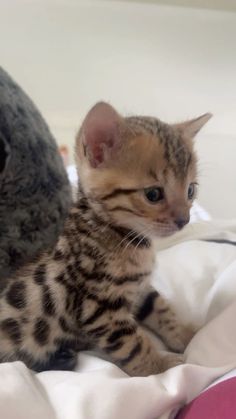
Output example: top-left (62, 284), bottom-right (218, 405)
top-left (165, 324), bottom-right (196, 353)
top-left (160, 352), bottom-right (184, 372)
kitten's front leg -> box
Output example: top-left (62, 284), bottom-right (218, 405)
top-left (92, 315), bottom-right (183, 377)
top-left (135, 287), bottom-right (194, 353)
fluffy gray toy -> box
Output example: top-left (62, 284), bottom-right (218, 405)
top-left (0, 68), bottom-right (71, 280)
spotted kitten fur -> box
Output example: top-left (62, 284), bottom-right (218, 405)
top-left (0, 103), bottom-right (211, 376)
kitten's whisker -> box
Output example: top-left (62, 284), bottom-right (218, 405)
top-left (116, 230), bottom-right (148, 256)
top-left (112, 229), bottom-right (140, 253)
top-left (119, 226), bottom-right (153, 256)
top-left (131, 227), bottom-right (154, 257)
top-left (118, 231), bottom-right (144, 255)
top-left (96, 226), bottom-right (141, 265)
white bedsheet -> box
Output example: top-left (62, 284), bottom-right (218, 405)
top-left (1, 220), bottom-right (236, 419)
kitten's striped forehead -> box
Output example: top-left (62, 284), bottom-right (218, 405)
top-left (125, 116), bottom-right (193, 178)
top-left (125, 116), bottom-right (162, 136)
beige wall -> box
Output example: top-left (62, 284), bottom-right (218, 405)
top-left (0, 0), bottom-right (236, 218)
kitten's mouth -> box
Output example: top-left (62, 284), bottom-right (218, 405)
top-left (154, 218), bottom-right (189, 237)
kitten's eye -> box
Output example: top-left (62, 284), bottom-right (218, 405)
top-left (188, 183), bottom-right (196, 200)
top-left (144, 187), bottom-right (164, 203)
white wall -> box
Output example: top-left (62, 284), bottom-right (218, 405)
top-left (0, 0), bottom-right (236, 218)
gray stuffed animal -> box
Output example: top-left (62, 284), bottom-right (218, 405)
top-left (0, 68), bottom-right (71, 281)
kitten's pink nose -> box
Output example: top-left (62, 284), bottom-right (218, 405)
top-left (174, 216), bottom-right (189, 230)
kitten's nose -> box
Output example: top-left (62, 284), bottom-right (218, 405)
top-left (174, 216), bottom-right (189, 230)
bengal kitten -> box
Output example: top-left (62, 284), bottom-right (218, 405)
top-left (0, 103), bottom-right (211, 376)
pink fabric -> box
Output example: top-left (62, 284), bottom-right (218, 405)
top-left (177, 377), bottom-right (236, 419)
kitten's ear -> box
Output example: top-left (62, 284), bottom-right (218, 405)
top-left (174, 113), bottom-right (212, 139)
top-left (79, 102), bottom-right (122, 168)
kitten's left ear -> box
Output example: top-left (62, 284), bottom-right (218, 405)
top-left (174, 113), bottom-right (212, 139)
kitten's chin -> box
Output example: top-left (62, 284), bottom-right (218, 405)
top-left (153, 227), bottom-right (179, 238)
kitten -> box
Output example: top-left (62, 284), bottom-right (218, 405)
top-left (0, 103), bottom-right (211, 376)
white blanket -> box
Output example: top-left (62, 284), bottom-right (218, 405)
top-left (1, 220), bottom-right (236, 419)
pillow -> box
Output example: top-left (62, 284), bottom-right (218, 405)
top-left (177, 377), bottom-right (236, 418)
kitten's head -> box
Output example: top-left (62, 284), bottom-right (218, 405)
top-left (76, 102), bottom-right (211, 238)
